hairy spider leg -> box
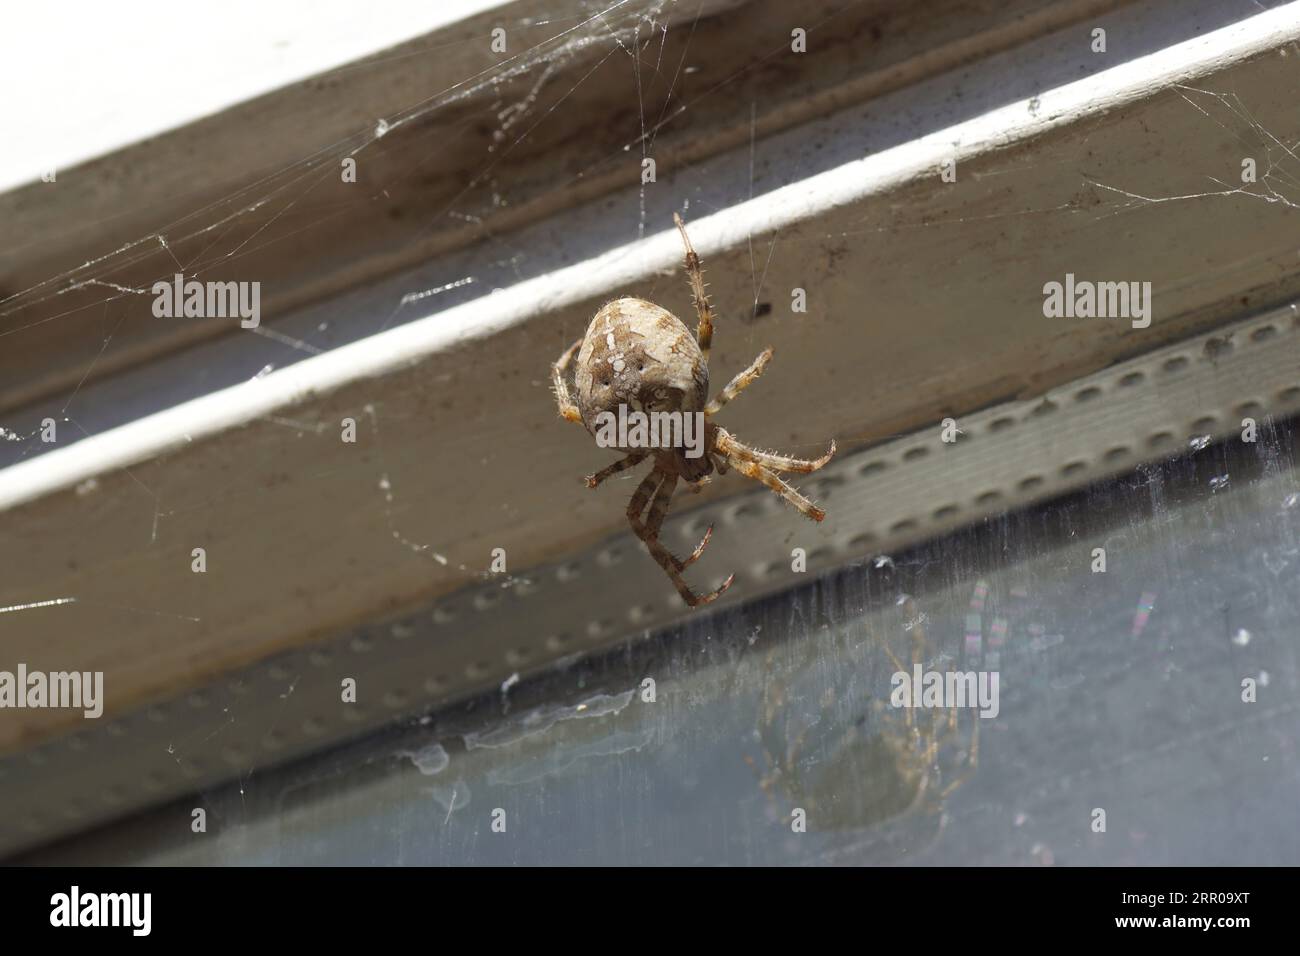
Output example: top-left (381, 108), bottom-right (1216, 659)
top-left (551, 336), bottom-right (584, 424)
top-left (716, 429), bottom-right (837, 474)
top-left (627, 466), bottom-right (733, 607)
top-left (644, 471), bottom-right (714, 571)
top-left (705, 347), bottom-right (772, 416)
top-left (586, 451), bottom-right (649, 488)
top-left (718, 452), bottom-right (827, 522)
top-left (673, 213), bottom-right (716, 363)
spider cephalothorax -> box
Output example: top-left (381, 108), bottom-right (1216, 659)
top-left (552, 213), bottom-right (835, 607)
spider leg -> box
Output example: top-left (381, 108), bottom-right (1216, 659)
top-left (673, 212), bottom-right (715, 363)
top-left (551, 337), bottom-right (584, 424)
top-left (586, 451), bottom-right (649, 488)
top-left (721, 450), bottom-right (826, 522)
top-left (627, 466), bottom-right (733, 606)
top-left (626, 468), bottom-right (662, 531)
top-left (716, 429), bottom-right (836, 473)
top-left (705, 347), bottom-right (772, 416)
top-left (645, 473), bottom-right (712, 570)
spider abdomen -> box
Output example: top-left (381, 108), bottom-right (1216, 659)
top-left (574, 297), bottom-right (708, 434)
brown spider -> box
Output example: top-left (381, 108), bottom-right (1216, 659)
top-left (551, 213), bottom-right (835, 607)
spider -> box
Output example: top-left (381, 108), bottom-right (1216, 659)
top-left (551, 213), bottom-right (836, 607)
